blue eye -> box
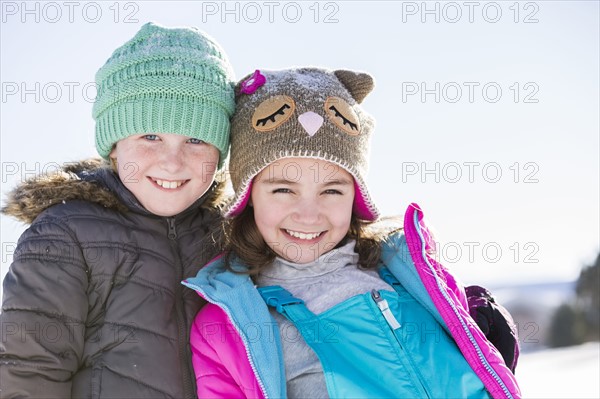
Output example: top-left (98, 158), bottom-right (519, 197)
top-left (143, 134), bottom-right (159, 141)
top-left (188, 138), bottom-right (206, 144)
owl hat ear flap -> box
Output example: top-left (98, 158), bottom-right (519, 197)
top-left (334, 70), bottom-right (374, 104)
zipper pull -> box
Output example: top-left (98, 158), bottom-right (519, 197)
top-left (371, 289), bottom-right (401, 330)
top-left (167, 218), bottom-right (177, 240)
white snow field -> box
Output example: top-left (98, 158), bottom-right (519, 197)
top-left (517, 342), bottom-right (600, 398)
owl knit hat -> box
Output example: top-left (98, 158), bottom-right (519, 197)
top-left (226, 67), bottom-right (379, 221)
top-left (92, 22), bottom-right (235, 168)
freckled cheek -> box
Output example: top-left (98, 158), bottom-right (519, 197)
top-left (117, 162), bottom-right (143, 185)
top-left (115, 148), bottom-right (153, 181)
top-left (121, 146), bottom-right (155, 164)
top-left (191, 153), bottom-right (219, 178)
top-left (189, 147), bottom-right (219, 164)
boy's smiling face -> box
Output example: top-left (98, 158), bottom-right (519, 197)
top-left (110, 133), bottom-right (219, 217)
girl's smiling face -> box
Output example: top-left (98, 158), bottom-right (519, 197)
top-left (110, 133), bottom-right (219, 217)
top-left (250, 157), bottom-right (355, 264)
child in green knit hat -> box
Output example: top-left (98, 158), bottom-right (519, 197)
top-left (94, 22), bottom-right (235, 216)
top-left (0, 22), bottom-right (234, 397)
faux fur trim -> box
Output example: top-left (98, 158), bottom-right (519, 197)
top-left (1, 159), bottom-right (128, 224)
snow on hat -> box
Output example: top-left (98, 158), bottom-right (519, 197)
top-left (226, 67), bottom-right (379, 221)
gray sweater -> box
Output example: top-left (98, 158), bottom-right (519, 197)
top-left (256, 240), bottom-right (393, 398)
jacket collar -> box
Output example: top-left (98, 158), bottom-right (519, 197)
top-left (182, 256), bottom-right (286, 399)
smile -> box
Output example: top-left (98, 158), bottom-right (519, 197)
top-left (284, 229), bottom-right (323, 240)
top-left (151, 178), bottom-right (187, 189)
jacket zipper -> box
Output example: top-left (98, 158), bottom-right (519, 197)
top-left (167, 218), bottom-right (177, 240)
top-left (184, 281), bottom-right (270, 399)
top-left (167, 217), bottom-right (194, 398)
top-left (410, 211), bottom-right (513, 399)
top-left (371, 289), bottom-right (401, 329)
top-left (371, 289), bottom-right (431, 399)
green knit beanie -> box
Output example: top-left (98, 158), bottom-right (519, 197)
top-left (92, 22), bottom-right (235, 168)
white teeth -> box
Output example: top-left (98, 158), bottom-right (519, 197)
top-left (155, 179), bottom-right (184, 189)
top-left (285, 229), bottom-right (322, 240)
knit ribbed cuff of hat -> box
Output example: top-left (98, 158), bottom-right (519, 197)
top-left (95, 96), bottom-right (230, 168)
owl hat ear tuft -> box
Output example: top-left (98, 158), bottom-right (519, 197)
top-left (334, 70), bottom-right (374, 104)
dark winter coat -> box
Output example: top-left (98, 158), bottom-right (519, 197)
top-left (0, 159), bottom-right (224, 398)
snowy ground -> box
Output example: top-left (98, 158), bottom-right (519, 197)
top-left (517, 342), bottom-right (600, 398)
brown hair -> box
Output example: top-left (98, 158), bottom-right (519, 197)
top-left (223, 205), bottom-right (400, 276)
top-left (201, 170), bottom-right (231, 210)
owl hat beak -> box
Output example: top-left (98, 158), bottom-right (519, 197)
top-left (298, 112), bottom-right (324, 136)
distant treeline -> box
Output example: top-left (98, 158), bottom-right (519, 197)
top-left (548, 253), bottom-right (600, 347)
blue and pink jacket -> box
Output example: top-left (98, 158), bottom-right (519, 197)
top-left (182, 203), bottom-right (521, 398)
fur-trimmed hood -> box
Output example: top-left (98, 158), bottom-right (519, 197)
top-left (2, 159), bottom-right (129, 224)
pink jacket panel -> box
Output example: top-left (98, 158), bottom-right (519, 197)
top-left (190, 303), bottom-right (265, 399)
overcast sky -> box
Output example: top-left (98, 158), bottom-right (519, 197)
top-left (1, 1), bottom-right (598, 289)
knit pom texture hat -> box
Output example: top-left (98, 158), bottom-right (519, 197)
top-left (92, 22), bottom-right (235, 167)
top-left (226, 67), bottom-right (379, 221)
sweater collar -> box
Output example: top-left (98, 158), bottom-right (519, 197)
top-left (259, 240), bottom-right (359, 281)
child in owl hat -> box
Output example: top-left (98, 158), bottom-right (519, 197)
top-left (1, 22), bottom-right (234, 397)
top-left (183, 67), bottom-right (521, 398)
